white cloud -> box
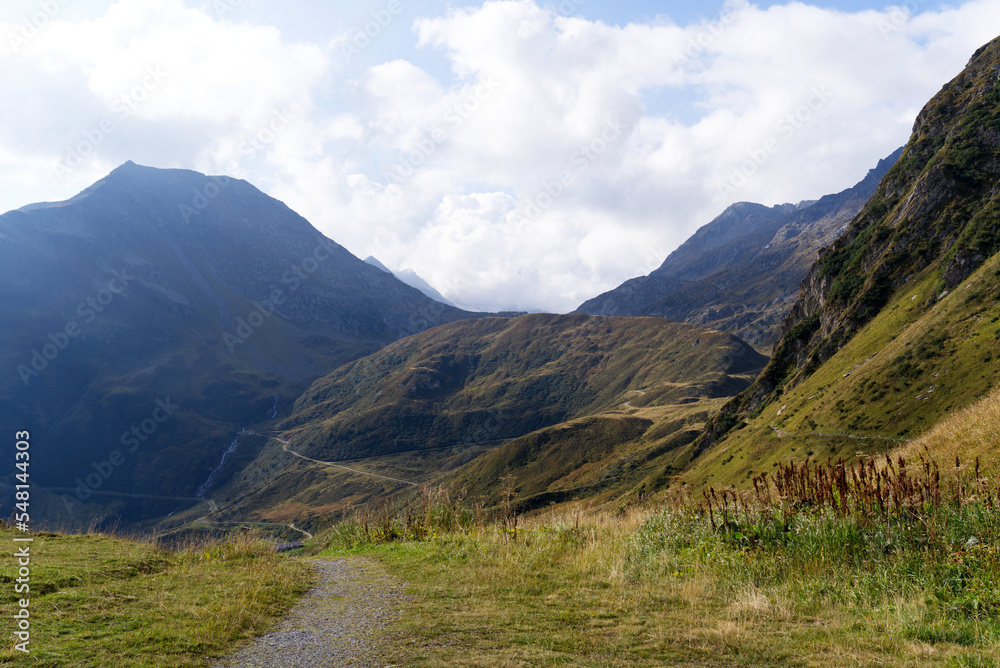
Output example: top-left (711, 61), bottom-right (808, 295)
top-left (281, 0), bottom-right (998, 313)
top-left (1, 0), bottom-right (999, 313)
top-left (0, 0), bottom-right (326, 200)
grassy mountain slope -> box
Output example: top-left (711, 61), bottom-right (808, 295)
top-left (891, 380), bottom-right (1000, 472)
top-left (684, 35), bottom-right (1000, 488)
top-left (681, 251), bottom-right (1000, 489)
top-left (441, 400), bottom-right (717, 511)
top-left (278, 314), bottom-right (766, 463)
top-left (576, 149), bottom-right (901, 348)
top-left (149, 314), bottom-right (763, 536)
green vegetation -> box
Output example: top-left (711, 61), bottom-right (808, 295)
top-left (0, 526), bottom-right (311, 667)
top-left (893, 383), bottom-right (1000, 474)
top-left (280, 314), bottom-right (766, 464)
top-left (691, 242), bottom-right (1000, 491)
top-left (709, 36), bottom-right (1000, 451)
top-left (319, 457), bottom-right (1000, 666)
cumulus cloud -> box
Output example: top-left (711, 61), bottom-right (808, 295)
top-left (274, 0), bottom-right (1000, 312)
top-left (0, 0), bottom-right (326, 198)
top-left (1, 0), bottom-right (999, 313)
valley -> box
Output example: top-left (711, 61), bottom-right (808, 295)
top-left (3, 23), bottom-right (1000, 668)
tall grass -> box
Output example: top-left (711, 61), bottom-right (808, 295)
top-left (683, 454), bottom-right (1000, 646)
top-left (895, 384), bottom-right (1000, 470)
top-left (322, 484), bottom-right (517, 548)
top-left (321, 455), bottom-right (1000, 664)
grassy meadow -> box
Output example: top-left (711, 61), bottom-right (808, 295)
top-left (320, 459), bottom-right (1000, 667)
top-left (0, 528), bottom-right (311, 667)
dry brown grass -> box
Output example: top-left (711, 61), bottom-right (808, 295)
top-left (893, 384), bottom-right (1000, 472)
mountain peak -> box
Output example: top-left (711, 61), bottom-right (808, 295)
top-left (363, 256), bottom-right (393, 273)
top-left (574, 149), bottom-right (902, 346)
top-left (0, 163), bottom-right (484, 525)
top-left (364, 255), bottom-right (456, 307)
top-left (700, 34), bottom-right (1000, 449)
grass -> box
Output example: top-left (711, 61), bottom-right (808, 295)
top-left (281, 313), bottom-right (766, 463)
top-left (893, 383), bottom-right (1000, 473)
top-left (691, 249), bottom-right (1000, 491)
top-left (317, 461), bottom-right (1000, 666)
top-left (0, 526), bottom-right (312, 667)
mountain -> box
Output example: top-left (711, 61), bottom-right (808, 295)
top-left (277, 313), bottom-right (767, 463)
top-left (575, 148), bottom-right (903, 348)
top-left (364, 256), bottom-right (456, 306)
top-left (0, 162), bottom-right (482, 527)
top-left (683, 35), bottom-right (1000, 488)
top-left (164, 312), bottom-right (764, 530)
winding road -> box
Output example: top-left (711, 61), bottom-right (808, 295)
top-left (623, 389), bottom-right (647, 409)
top-left (248, 431), bottom-right (418, 488)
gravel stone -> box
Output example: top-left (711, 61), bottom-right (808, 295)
top-left (213, 558), bottom-right (404, 668)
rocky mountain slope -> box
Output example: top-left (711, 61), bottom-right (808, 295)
top-left (576, 149), bottom-right (902, 348)
top-left (0, 162), bottom-right (481, 526)
top-left (684, 35), bottom-right (1000, 488)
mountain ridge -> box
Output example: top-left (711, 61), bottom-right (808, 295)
top-left (277, 313), bottom-right (767, 463)
top-left (686, 34), bottom-right (1000, 482)
top-left (0, 161), bottom-right (489, 527)
top-left (575, 148), bottom-right (903, 348)
top-left (363, 255), bottom-right (456, 307)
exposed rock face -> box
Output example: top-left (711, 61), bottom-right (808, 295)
top-left (575, 149), bottom-right (902, 348)
top-left (701, 35), bottom-right (1000, 448)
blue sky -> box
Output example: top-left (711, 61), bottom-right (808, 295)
top-left (0, 0), bottom-right (997, 312)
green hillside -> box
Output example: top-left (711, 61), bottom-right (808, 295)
top-left (160, 314), bottom-right (762, 534)
top-left (682, 252), bottom-right (1000, 489)
top-left (684, 35), bottom-right (1000, 489)
top-left (279, 313), bottom-right (766, 463)
top-left (441, 402), bottom-right (715, 511)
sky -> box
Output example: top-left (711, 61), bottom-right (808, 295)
top-left (1, 1), bottom-right (998, 313)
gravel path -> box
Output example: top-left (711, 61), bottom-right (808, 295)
top-left (213, 558), bottom-right (405, 668)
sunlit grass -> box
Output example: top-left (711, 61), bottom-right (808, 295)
top-left (320, 463), bottom-right (1000, 666)
top-left (894, 384), bottom-right (1000, 474)
top-left (0, 527), bottom-right (312, 667)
